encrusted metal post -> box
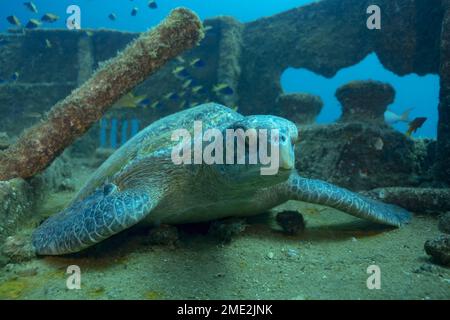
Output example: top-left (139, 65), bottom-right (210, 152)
top-left (437, 1), bottom-right (450, 185)
top-left (0, 8), bottom-right (204, 180)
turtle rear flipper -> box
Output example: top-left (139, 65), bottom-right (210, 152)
top-left (32, 183), bottom-right (156, 255)
top-left (285, 173), bottom-right (411, 227)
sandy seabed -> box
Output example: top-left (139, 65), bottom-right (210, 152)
top-left (0, 165), bottom-right (449, 300)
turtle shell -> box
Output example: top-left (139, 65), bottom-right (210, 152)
top-left (73, 103), bottom-right (242, 202)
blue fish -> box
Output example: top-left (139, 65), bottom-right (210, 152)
top-left (213, 84), bottom-right (234, 96)
top-left (138, 98), bottom-right (151, 107)
top-left (11, 72), bottom-right (19, 81)
top-left (26, 19), bottom-right (41, 29)
top-left (179, 69), bottom-right (191, 78)
top-left (384, 108), bottom-right (413, 125)
top-left (24, 2), bottom-right (38, 14)
top-left (190, 58), bottom-right (206, 68)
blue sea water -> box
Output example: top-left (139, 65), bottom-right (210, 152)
top-left (0, 0), bottom-right (440, 137)
top-left (282, 54), bottom-right (440, 138)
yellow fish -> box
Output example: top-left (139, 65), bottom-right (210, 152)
top-left (150, 101), bottom-right (160, 109)
top-left (213, 83), bottom-right (234, 95)
top-left (24, 2), bottom-right (38, 13)
top-left (190, 58), bottom-right (205, 68)
top-left (23, 112), bottom-right (42, 119)
top-left (113, 93), bottom-right (147, 109)
top-left (163, 92), bottom-right (180, 101)
top-left (191, 86), bottom-right (204, 94)
top-left (182, 79), bottom-right (192, 89)
top-left (179, 100), bottom-right (187, 109)
top-left (6, 16), bottom-right (21, 27)
top-left (406, 117), bottom-right (427, 137)
top-left (45, 39), bottom-right (52, 48)
top-left (173, 66), bottom-right (185, 75)
top-left (41, 13), bottom-right (59, 23)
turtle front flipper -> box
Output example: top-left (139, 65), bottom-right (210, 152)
top-left (32, 183), bottom-right (157, 255)
top-left (283, 172), bottom-right (411, 227)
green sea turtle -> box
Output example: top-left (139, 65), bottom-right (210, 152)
top-left (32, 103), bottom-right (411, 255)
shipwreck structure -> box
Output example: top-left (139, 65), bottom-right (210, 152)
top-left (0, 0), bottom-right (447, 183)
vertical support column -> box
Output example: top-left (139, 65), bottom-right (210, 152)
top-left (437, 1), bottom-right (450, 184)
top-left (110, 119), bottom-right (118, 149)
top-left (121, 120), bottom-right (129, 146)
top-left (216, 17), bottom-right (244, 108)
top-left (99, 118), bottom-right (108, 148)
top-left (77, 34), bottom-right (94, 86)
top-left (130, 119), bottom-right (139, 137)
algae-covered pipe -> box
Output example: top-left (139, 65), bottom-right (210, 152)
top-left (0, 8), bottom-right (204, 181)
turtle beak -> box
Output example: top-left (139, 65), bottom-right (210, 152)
top-left (279, 135), bottom-right (296, 171)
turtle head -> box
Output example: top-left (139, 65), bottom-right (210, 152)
top-left (215, 115), bottom-right (298, 189)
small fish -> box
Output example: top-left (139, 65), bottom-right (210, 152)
top-left (176, 56), bottom-right (185, 64)
top-left (406, 117), bottom-right (427, 137)
top-left (384, 108), bottom-right (413, 125)
top-left (85, 30), bottom-right (94, 37)
top-left (173, 66), bottom-right (185, 74)
top-left (182, 79), bottom-right (193, 89)
top-left (139, 98), bottom-right (151, 107)
top-left (23, 112), bottom-right (41, 119)
top-left (45, 38), bottom-right (52, 48)
top-left (373, 138), bottom-right (384, 151)
top-left (24, 2), bottom-right (38, 13)
top-left (108, 13), bottom-right (117, 21)
top-left (131, 7), bottom-right (139, 16)
top-left (6, 16), bottom-right (21, 27)
top-left (190, 58), bottom-right (205, 68)
top-left (148, 1), bottom-right (158, 9)
top-left (26, 19), bottom-right (42, 29)
top-left (231, 105), bottom-right (239, 112)
top-left (213, 83), bottom-right (234, 95)
top-left (41, 13), bottom-right (59, 23)
top-left (150, 101), bottom-right (161, 109)
top-left (164, 92), bottom-right (180, 101)
top-left (11, 72), bottom-right (19, 81)
top-left (204, 26), bottom-right (213, 32)
top-left (179, 100), bottom-right (187, 109)
top-left (113, 93), bottom-right (147, 108)
top-left (189, 101), bottom-right (199, 108)
top-left (191, 86), bottom-right (205, 95)
top-left (173, 66), bottom-right (190, 79)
